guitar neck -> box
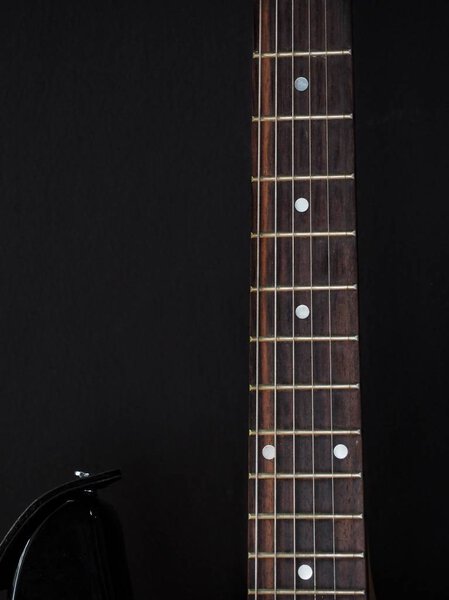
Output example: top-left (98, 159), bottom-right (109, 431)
top-left (248, 0), bottom-right (367, 597)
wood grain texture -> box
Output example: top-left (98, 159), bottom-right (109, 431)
top-left (249, 0), bottom-right (367, 597)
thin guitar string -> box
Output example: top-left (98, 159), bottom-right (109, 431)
top-left (307, 0), bottom-right (318, 593)
top-left (291, 0), bottom-right (297, 596)
top-left (323, 2), bottom-right (337, 597)
top-left (273, 0), bottom-right (279, 594)
top-left (254, 0), bottom-right (263, 597)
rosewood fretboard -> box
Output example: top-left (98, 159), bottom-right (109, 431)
top-left (248, 1), bottom-right (367, 597)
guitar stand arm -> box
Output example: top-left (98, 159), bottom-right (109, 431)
top-left (0, 470), bottom-right (133, 599)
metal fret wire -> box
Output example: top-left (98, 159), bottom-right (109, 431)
top-left (324, 2), bottom-right (337, 596)
top-left (306, 0), bottom-right (318, 593)
top-left (254, 0), bottom-right (263, 596)
top-left (290, 0), bottom-right (297, 596)
top-left (273, 0), bottom-right (279, 594)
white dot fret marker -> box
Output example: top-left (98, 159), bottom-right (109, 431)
top-left (294, 76), bottom-right (309, 92)
top-left (295, 197), bottom-right (309, 213)
top-left (262, 445), bottom-right (276, 460)
top-left (298, 564), bottom-right (313, 581)
top-left (295, 304), bottom-right (310, 320)
top-left (334, 444), bottom-right (349, 460)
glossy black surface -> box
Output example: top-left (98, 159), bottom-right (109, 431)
top-left (12, 499), bottom-right (132, 600)
top-left (0, 472), bottom-right (132, 599)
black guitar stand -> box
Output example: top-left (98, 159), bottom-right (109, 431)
top-left (0, 470), bottom-right (133, 599)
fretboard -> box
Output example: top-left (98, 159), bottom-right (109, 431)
top-left (248, 0), bottom-right (367, 597)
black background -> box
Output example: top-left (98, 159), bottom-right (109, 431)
top-left (0, 1), bottom-right (448, 599)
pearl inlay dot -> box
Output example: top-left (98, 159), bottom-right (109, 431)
top-left (295, 304), bottom-right (310, 320)
top-left (295, 197), bottom-right (309, 213)
top-left (262, 445), bottom-right (276, 460)
top-left (298, 564), bottom-right (313, 580)
top-left (334, 444), bottom-right (349, 460)
top-left (294, 76), bottom-right (309, 92)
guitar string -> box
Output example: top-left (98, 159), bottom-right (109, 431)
top-left (273, 0), bottom-right (279, 594)
top-left (291, 0), bottom-right (297, 597)
top-left (254, 0), bottom-right (263, 597)
top-left (323, 2), bottom-right (338, 597)
top-left (307, 0), bottom-right (318, 593)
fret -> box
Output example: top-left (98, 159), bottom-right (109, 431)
top-left (250, 552), bottom-right (364, 559)
top-left (251, 120), bottom-right (354, 176)
top-left (252, 114), bottom-right (353, 121)
top-left (253, 50), bottom-right (351, 58)
top-left (252, 174), bottom-right (353, 182)
top-left (248, 519), bottom-right (365, 564)
top-left (250, 237), bottom-right (358, 288)
top-left (250, 288), bottom-right (358, 338)
top-left (251, 230), bottom-right (355, 238)
top-left (249, 478), bottom-right (365, 515)
top-left (250, 384), bottom-right (359, 391)
top-left (249, 474), bottom-right (362, 480)
top-left (249, 341), bottom-right (360, 386)
top-left (250, 336), bottom-right (358, 342)
top-left (249, 434), bottom-right (362, 476)
top-left (249, 557), bottom-right (365, 592)
top-left (249, 556), bottom-right (366, 591)
top-left (253, 1), bottom-right (352, 56)
top-left (253, 179), bottom-right (357, 235)
top-left (250, 285), bottom-right (357, 292)
top-left (249, 430), bottom-right (360, 436)
top-left (248, 514), bottom-right (365, 553)
top-left (253, 54), bottom-right (353, 117)
top-left (248, 590), bottom-right (365, 596)
top-left (249, 514), bottom-right (363, 520)
top-left (250, 389), bottom-right (362, 431)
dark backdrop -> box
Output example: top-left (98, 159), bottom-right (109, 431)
top-left (0, 2), bottom-right (448, 599)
